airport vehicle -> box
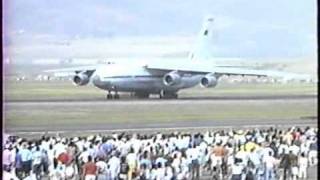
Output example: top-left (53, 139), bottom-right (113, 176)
top-left (47, 17), bottom-right (309, 99)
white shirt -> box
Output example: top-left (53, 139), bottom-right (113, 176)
top-left (249, 151), bottom-right (261, 166)
top-left (79, 150), bottom-right (89, 163)
top-left (278, 144), bottom-right (289, 155)
top-left (180, 157), bottom-right (189, 172)
top-left (53, 143), bottom-right (66, 158)
top-left (155, 167), bottom-right (165, 180)
top-left (126, 153), bottom-right (137, 165)
top-left (88, 148), bottom-right (96, 158)
top-left (300, 143), bottom-right (309, 154)
top-left (96, 160), bottom-right (108, 173)
top-left (298, 157), bottom-right (308, 168)
top-left (204, 134), bottom-right (214, 145)
top-left (150, 169), bottom-right (157, 180)
top-left (164, 166), bottom-right (173, 180)
top-left (108, 156), bottom-right (120, 178)
top-left (186, 148), bottom-right (200, 161)
top-left (3, 171), bottom-right (19, 180)
top-left (172, 158), bottom-right (181, 173)
top-left (235, 151), bottom-right (249, 166)
top-left (263, 155), bottom-right (276, 169)
top-left (231, 164), bottom-right (244, 175)
top-left (76, 140), bottom-right (84, 152)
top-left (131, 138), bottom-right (141, 154)
top-left (261, 147), bottom-right (274, 158)
top-left (32, 150), bottom-right (42, 165)
top-left (41, 141), bottom-right (50, 152)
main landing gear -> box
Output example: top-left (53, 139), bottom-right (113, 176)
top-left (159, 90), bottom-right (178, 99)
top-left (106, 91), bottom-right (120, 99)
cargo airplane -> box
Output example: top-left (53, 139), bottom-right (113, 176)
top-left (47, 17), bottom-right (309, 99)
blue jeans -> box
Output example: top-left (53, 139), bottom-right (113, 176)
top-left (265, 167), bottom-right (274, 180)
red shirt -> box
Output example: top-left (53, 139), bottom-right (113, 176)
top-left (58, 152), bottom-right (69, 164)
top-left (83, 162), bottom-right (97, 175)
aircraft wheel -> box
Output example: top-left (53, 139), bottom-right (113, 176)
top-left (107, 94), bottom-right (113, 99)
top-left (160, 90), bottom-right (178, 99)
top-left (114, 94), bottom-right (120, 99)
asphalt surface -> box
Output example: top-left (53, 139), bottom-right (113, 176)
top-left (5, 94), bottom-right (317, 102)
top-left (4, 94), bottom-right (317, 137)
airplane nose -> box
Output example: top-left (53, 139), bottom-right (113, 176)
top-left (92, 74), bottom-right (103, 86)
top-left (92, 74), bottom-right (112, 88)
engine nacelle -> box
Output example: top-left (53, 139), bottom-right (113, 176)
top-left (200, 74), bottom-right (218, 88)
top-left (73, 73), bottom-right (90, 86)
top-left (163, 72), bottom-right (181, 86)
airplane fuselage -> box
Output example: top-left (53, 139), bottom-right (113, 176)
top-left (91, 64), bottom-right (202, 95)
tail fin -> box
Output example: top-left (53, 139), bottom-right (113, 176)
top-left (189, 16), bottom-right (215, 61)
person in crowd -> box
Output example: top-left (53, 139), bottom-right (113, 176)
top-left (65, 159), bottom-right (78, 180)
top-left (3, 144), bottom-right (13, 173)
top-left (108, 151), bottom-right (121, 180)
top-left (81, 155), bottom-right (97, 180)
top-left (188, 144), bottom-right (200, 180)
top-left (119, 156), bottom-right (129, 180)
top-left (20, 142), bottom-right (33, 178)
top-left (96, 157), bottom-right (108, 180)
top-left (2, 126), bottom-right (317, 180)
top-left (230, 158), bottom-right (244, 180)
top-left (308, 136), bottom-right (318, 166)
top-left (31, 145), bottom-right (43, 180)
top-left (262, 151), bottom-right (277, 180)
top-left (298, 152), bottom-right (308, 179)
top-left (126, 147), bottom-right (138, 180)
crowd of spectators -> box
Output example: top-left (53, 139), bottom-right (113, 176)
top-left (3, 126), bottom-right (318, 180)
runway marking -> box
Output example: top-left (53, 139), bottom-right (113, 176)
top-left (7, 123), bottom-right (317, 136)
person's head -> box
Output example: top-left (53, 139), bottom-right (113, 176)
top-left (49, 144), bottom-right (53, 150)
top-left (173, 154), bottom-right (177, 159)
top-left (143, 152), bottom-right (148, 159)
top-left (88, 155), bottom-right (92, 162)
top-left (141, 163), bottom-right (147, 170)
top-left (250, 147), bottom-right (255, 153)
top-left (36, 145), bottom-right (40, 151)
top-left (234, 158), bottom-right (242, 164)
top-left (121, 156), bottom-right (126, 163)
top-left (129, 147), bottom-right (134, 153)
top-left (193, 143), bottom-right (196, 148)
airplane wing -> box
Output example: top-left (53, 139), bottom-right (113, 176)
top-left (144, 61), bottom-right (309, 78)
top-left (44, 65), bottom-right (97, 73)
top-left (44, 65), bottom-right (97, 77)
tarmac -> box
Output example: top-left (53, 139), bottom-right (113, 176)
top-left (4, 94), bottom-right (317, 137)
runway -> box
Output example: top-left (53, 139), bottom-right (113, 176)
top-left (5, 94), bottom-right (317, 103)
top-left (4, 94), bottom-right (317, 136)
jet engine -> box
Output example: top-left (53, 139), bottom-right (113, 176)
top-left (163, 71), bottom-right (181, 86)
top-left (73, 72), bottom-right (90, 86)
top-left (200, 74), bottom-right (218, 88)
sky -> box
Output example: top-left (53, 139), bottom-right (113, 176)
top-left (3, 0), bottom-right (317, 58)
